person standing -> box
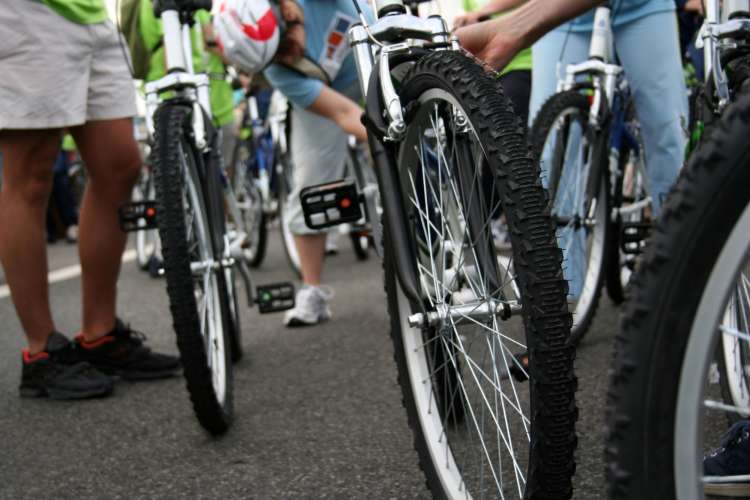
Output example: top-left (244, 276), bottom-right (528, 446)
top-left (0, 0), bottom-right (180, 400)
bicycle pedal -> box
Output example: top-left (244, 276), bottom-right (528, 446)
top-left (118, 201), bottom-right (157, 232)
top-left (256, 282), bottom-right (295, 314)
top-left (300, 179), bottom-right (363, 230)
top-left (621, 222), bottom-right (651, 254)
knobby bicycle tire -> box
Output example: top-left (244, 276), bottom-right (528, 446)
top-left (530, 90), bottom-right (611, 344)
top-left (384, 51), bottom-right (577, 500)
top-left (605, 92), bottom-right (750, 500)
top-left (152, 104), bottom-right (234, 435)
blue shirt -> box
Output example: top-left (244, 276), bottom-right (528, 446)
top-left (264, 0), bottom-right (373, 109)
top-left (557, 0), bottom-right (675, 32)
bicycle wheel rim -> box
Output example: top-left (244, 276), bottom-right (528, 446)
top-left (278, 155), bottom-right (301, 275)
top-left (540, 106), bottom-right (607, 337)
top-left (239, 179), bottom-right (264, 262)
top-left (396, 88), bottom-right (531, 499)
top-left (720, 290), bottom-right (750, 417)
top-left (181, 141), bottom-right (228, 405)
top-left (674, 201), bottom-right (750, 499)
top-left (135, 174), bottom-right (158, 268)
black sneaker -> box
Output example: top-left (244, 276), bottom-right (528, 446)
top-left (20, 332), bottom-right (114, 400)
top-left (704, 419), bottom-right (750, 496)
top-left (74, 319), bottom-right (180, 380)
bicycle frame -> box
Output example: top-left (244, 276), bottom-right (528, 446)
top-left (554, 4), bottom-right (650, 226)
top-left (143, 3), bottom-right (212, 149)
top-left (347, 0), bottom-right (455, 305)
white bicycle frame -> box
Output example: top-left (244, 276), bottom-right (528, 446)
top-left (141, 2), bottom-right (258, 305)
top-left (558, 5), bottom-right (623, 128)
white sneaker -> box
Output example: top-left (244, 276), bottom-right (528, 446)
top-left (284, 285), bottom-right (333, 327)
top-left (65, 225), bottom-right (79, 243)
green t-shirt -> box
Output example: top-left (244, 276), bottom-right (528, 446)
top-left (461, 0), bottom-right (532, 74)
top-left (42, 0), bottom-right (108, 24)
top-left (139, 1), bottom-right (234, 126)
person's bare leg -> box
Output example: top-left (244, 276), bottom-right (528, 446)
top-left (294, 233), bottom-right (326, 286)
top-left (0, 129), bottom-right (62, 354)
top-left (70, 118), bottom-right (140, 341)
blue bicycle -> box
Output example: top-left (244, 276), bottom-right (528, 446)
top-left (228, 87), bottom-right (285, 268)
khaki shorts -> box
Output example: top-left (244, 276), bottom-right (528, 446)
top-left (286, 105), bottom-right (349, 235)
top-left (0, 0), bottom-right (136, 130)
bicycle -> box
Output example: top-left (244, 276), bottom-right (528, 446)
top-left (228, 86), bottom-right (281, 269)
top-left (118, 0), bottom-right (294, 435)
top-left (530, 1), bottom-right (651, 344)
top-left (298, 1), bottom-right (577, 497)
top-left (604, 1), bottom-right (750, 497)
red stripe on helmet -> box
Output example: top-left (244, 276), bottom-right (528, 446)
top-left (241, 9), bottom-right (277, 42)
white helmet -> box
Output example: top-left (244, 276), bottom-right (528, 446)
top-left (213, 0), bottom-right (281, 74)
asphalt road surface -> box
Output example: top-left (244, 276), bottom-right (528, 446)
top-left (0, 228), bottom-right (623, 500)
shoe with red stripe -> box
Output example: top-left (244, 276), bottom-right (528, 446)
top-left (20, 332), bottom-right (114, 400)
top-left (74, 319), bottom-right (180, 381)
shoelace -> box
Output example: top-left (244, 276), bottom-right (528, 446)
top-left (119, 323), bottom-right (147, 347)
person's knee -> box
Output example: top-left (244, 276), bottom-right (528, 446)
top-left (88, 142), bottom-right (141, 194)
top-left (2, 145), bottom-right (57, 206)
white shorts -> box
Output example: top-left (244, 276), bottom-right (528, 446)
top-left (0, 0), bottom-right (136, 130)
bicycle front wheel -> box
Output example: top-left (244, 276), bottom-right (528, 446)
top-left (385, 51), bottom-right (576, 500)
top-left (152, 104), bottom-right (233, 435)
top-left (531, 90), bottom-right (611, 343)
top-left (605, 92), bottom-right (750, 500)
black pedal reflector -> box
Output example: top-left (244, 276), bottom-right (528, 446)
top-left (300, 179), bottom-right (362, 230)
top-left (119, 201), bottom-right (158, 233)
top-left (256, 282), bottom-right (295, 314)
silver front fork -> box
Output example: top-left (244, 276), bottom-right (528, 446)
top-left (702, 0), bottom-right (732, 109)
top-left (347, 11), bottom-right (452, 141)
top-left (158, 10), bottom-right (211, 151)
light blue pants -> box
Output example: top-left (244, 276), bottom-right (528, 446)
top-left (530, 10), bottom-right (688, 297)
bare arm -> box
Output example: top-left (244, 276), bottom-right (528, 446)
top-left (454, 0), bottom-right (528, 28)
top-left (456, 0), bottom-right (602, 70)
top-left (307, 86), bottom-right (368, 142)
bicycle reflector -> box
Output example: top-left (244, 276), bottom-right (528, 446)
top-left (300, 179), bottom-right (363, 230)
top-left (118, 201), bottom-right (158, 232)
top-left (256, 282), bottom-right (295, 313)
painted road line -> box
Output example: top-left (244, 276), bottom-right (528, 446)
top-left (0, 249), bottom-right (138, 300)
